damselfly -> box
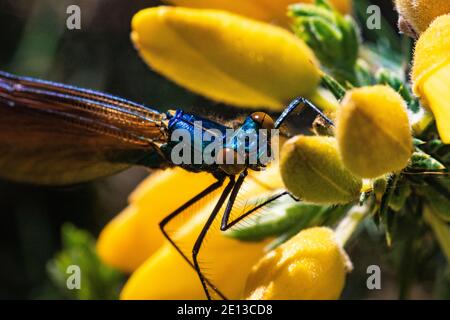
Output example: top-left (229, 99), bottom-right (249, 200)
top-left (0, 70), bottom-right (333, 299)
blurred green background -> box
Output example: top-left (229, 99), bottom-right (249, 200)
top-left (0, 0), bottom-right (440, 300)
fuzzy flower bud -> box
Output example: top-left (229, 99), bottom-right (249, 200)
top-left (243, 227), bottom-right (352, 300)
top-left (336, 86), bottom-right (413, 178)
top-left (280, 135), bottom-right (362, 204)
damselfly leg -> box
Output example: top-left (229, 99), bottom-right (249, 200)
top-left (220, 190), bottom-right (296, 232)
top-left (159, 176), bottom-right (229, 300)
top-left (192, 177), bottom-right (236, 300)
top-left (274, 96), bottom-right (334, 129)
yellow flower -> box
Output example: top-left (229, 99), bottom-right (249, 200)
top-left (118, 166), bottom-right (282, 299)
top-left (412, 14), bottom-right (450, 144)
top-left (395, 0), bottom-right (450, 36)
top-left (164, 0), bottom-right (352, 28)
top-left (243, 227), bottom-right (352, 300)
top-left (131, 6), bottom-right (320, 110)
top-left (336, 86), bottom-right (413, 178)
top-left (97, 168), bottom-right (216, 272)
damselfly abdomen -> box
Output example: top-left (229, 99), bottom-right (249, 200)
top-left (0, 70), bottom-right (332, 299)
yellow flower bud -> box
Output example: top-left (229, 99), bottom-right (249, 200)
top-left (395, 0), bottom-right (450, 36)
top-left (412, 14), bottom-right (450, 144)
top-left (164, 0), bottom-right (352, 28)
top-left (280, 135), bottom-right (362, 204)
top-left (336, 86), bottom-right (413, 178)
top-left (120, 166), bottom-right (284, 299)
top-left (131, 6), bottom-right (320, 110)
top-left (243, 227), bottom-right (352, 300)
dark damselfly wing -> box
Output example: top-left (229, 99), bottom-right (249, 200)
top-left (0, 71), bottom-right (171, 185)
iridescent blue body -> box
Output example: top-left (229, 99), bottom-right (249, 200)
top-left (162, 109), bottom-right (270, 176)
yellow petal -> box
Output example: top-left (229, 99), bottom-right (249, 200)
top-left (121, 166), bottom-right (284, 299)
top-left (96, 168), bottom-right (216, 273)
top-left (422, 63), bottom-right (450, 143)
top-left (412, 14), bottom-right (450, 143)
top-left (164, 0), bottom-right (352, 28)
top-left (336, 85), bottom-right (413, 178)
top-left (131, 6), bottom-right (320, 110)
top-left (243, 227), bottom-right (351, 300)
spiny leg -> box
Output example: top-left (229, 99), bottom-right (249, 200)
top-left (159, 177), bottom-right (228, 299)
top-left (192, 177), bottom-right (236, 300)
top-left (220, 170), bottom-right (248, 231)
top-left (221, 189), bottom-right (296, 231)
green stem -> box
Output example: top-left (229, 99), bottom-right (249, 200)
top-left (334, 202), bottom-right (370, 247)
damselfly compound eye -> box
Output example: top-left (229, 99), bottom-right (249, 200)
top-left (250, 112), bottom-right (274, 130)
top-left (216, 147), bottom-right (246, 176)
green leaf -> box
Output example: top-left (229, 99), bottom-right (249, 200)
top-left (266, 204), bottom-right (351, 250)
top-left (379, 174), bottom-right (401, 246)
top-left (225, 199), bottom-right (328, 242)
top-left (413, 138), bottom-right (426, 146)
top-left (47, 224), bottom-right (125, 300)
top-left (375, 68), bottom-right (421, 113)
top-left (355, 60), bottom-right (375, 86)
top-left (428, 139), bottom-right (445, 153)
top-left (389, 183), bottom-right (412, 212)
top-left (410, 150), bottom-right (446, 171)
top-left (315, 0), bottom-right (333, 11)
top-left (290, 2), bottom-right (359, 83)
top-left (321, 73), bottom-right (347, 100)
top-left (421, 187), bottom-right (450, 222)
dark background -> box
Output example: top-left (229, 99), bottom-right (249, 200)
top-left (0, 0), bottom-right (410, 299)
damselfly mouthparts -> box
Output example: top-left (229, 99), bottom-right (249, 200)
top-left (0, 70), bottom-right (333, 299)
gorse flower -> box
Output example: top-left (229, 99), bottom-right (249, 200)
top-left (131, 6), bottom-right (321, 110)
top-left (412, 14), bottom-right (450, 144)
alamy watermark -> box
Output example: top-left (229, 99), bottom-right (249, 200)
top-left (66, 5), bottom-right (81, 30)
top-left (66, 265), bottom-right (81, 290)
top-left (366, 265), bottom-right (381, 290)
top-left (366, 5), bottom-right (381, 30)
